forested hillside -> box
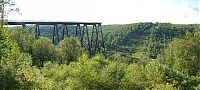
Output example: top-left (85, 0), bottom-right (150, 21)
top-left (1, 22), bottom-right (200, 89)
top-left (103, 23), bottom-right (196, 55)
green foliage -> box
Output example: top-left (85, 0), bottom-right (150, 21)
top-left (32, 37), bottom-right (55, 67)
top-left (159, 29), bottom-right (200, 76)
top-left (1, 23), bottom-right (200, 89)
top-left (144, 61), bottom-right (198, 90)
top-left (99, 61), bottom-right (127, 89)
top-left (11, 29), bottom-right (35, 54)
top-left (0, 27), bottom-right (33, 89)
top-left (58, 38), bottom-right (83, 63)
top-left (124, 63), bottom-right (146, 89)
top-left (0, 67), bottom-right (20, 89)
top-left (0, 27), bottom-right (20, 68)
top-left (41, 62), bottom-right (70, 89)
top-left (150, 84), bottom-right (175, 90)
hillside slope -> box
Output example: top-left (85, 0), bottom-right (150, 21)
top-left (103, 22), bottom-right (197, 58)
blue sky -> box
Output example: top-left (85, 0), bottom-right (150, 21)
top-left (8, 0), bottom-right (199, 24)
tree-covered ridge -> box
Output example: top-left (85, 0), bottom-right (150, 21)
top-left (1, 23), bottom-right (200, 89)
top-left (103, 23), bottom-right (197, 58)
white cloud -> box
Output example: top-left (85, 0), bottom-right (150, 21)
top-left (8, 0), bottom-right (200, 24)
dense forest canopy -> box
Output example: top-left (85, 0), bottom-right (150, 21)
top-left (1, 21), bottom-right (200, 89)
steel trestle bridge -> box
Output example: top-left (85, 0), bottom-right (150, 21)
top-left (7, 20), bottom-right (105, 55)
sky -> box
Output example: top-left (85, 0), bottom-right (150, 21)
top-left (8, 0), bottom-right (200, 24)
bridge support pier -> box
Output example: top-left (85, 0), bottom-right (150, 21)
top-left (35, 24), bottom-right (40, 39)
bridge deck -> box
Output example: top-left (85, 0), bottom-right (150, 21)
top-left (7, 20), bottom-right (102, 25)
